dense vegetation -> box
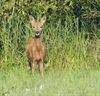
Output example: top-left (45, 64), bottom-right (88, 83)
top-left (0, 0), bottom-right (100, 70)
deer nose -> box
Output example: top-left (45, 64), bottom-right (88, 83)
top-left (35, 31), bottom-right (41, 37)
top-left (36, 31), bottom-right (40, 35)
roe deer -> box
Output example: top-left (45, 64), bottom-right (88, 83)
top-left (26, 15), bottom-right (46, 76)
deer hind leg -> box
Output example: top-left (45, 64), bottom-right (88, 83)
top-left (28, 59), bottom-right (32, 70)
top-left (39, 60), bottom-right (44, 76)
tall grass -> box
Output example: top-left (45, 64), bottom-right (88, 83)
top-left (0, 15), bottom-right (100, 71)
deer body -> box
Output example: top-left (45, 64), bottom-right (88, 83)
top-left (26, 15), bottom-right (46, 76)
top-left (26, 38), bottom-right (45, 62)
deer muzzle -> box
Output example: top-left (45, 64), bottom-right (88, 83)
top-left (35, 31), bottom-right (41, 38)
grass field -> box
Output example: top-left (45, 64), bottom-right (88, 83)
top-left (0, 10), bottom-right (100, 96)
top-left (0, 68), bottom-right (100, 96)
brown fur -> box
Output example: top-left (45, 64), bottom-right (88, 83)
top-left (26, 15), bottom-right (46, 76)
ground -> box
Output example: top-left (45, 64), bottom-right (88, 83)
top-left (0, 68), bottom-right (100, 96)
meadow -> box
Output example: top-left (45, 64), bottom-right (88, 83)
top-left (0, 68), bottom-right (100, 96)
top-left (0, 19), bottom-right (100, 96)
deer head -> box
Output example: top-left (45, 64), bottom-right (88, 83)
top-left (29, 15), bottom-right (46, 38)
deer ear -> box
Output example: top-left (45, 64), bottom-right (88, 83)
top-left (40, 16), bottom-right (46, 26)
top-left (29, 15), bottom-right (36, 26)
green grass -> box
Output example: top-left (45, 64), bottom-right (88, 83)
top-left (0, 68), bottom-right (100, 96)
top-left (0, 14), bottom-right (100, 96)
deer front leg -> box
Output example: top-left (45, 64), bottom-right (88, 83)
top-left (31, 61), bottom-right (36, 74)
top-left (39, 60), bottom-right (44, 76)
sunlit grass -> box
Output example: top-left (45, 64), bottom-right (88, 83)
top-left (0, 68), bottom-right (100, 96)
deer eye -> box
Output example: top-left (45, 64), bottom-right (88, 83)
top-left (32, 26), bottom-right (36, 29)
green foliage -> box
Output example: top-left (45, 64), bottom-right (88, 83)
top-left (0, 0), bottom-right (100, 70)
